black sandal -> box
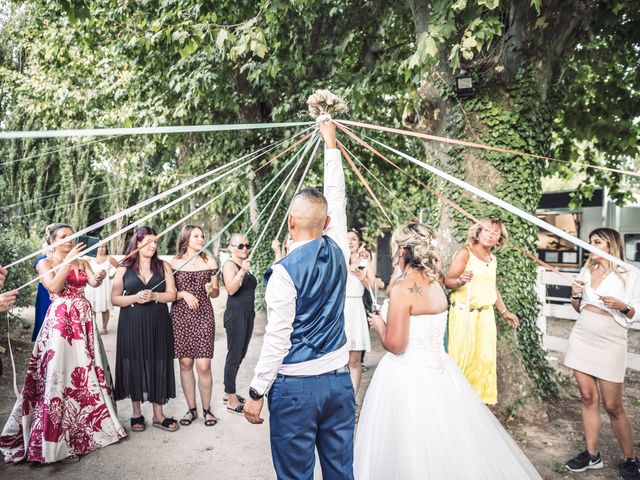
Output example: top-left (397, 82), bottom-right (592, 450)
top-left (223, 395), bottom-right (245, 404)
top-left (152, 417), bottom-right (179, 432)
top-left (203, 407), bottom-right (218, 427)
top-left (180, 407), bottom-right (198, 426)
top-left (130, 415), bottom-right (145, 432)
top-left (226, 403), bottom-right (244, 415)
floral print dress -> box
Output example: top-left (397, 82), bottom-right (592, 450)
top-left (0, 269), bottom-right (126, 464)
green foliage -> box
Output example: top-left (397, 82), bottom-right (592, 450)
top-left (0, 228), bottom-right (38, 325)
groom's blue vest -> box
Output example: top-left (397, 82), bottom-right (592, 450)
top-left (264, 235), bottom-right (347, 365)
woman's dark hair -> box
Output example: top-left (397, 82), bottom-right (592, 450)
top-left (48, 223), bottom-right (72, 243)
top-left (121, 226), bottom-right (164, 278)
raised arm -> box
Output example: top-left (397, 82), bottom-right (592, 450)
top-left (319, 119), bottom-right (348, 263)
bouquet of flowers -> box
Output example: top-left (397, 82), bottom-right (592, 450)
top-left (306, 89), bottom-right (348, 119)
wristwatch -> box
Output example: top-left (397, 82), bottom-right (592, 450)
top-left (249, 387), bottom-right (264, 401)
top-left (621, 305), bottom-right (631, 315)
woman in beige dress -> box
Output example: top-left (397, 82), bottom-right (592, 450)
top-left (563, 228), bottom-right (640, 478)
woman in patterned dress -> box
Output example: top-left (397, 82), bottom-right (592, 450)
top-left (444, 218), bottom-right (519, 405)
top-left (0, 223), bottom-right (126, 464)
top-left (170, 225), bottom-right (220, 427)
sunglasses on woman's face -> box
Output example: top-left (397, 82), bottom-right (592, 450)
top-left (231, 243), bottom-right (251, 250)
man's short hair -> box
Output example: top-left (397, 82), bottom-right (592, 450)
top-left (293, 188), bottom-right (328, 209)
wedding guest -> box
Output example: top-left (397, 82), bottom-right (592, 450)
top-left (358, 245), bottom-right (383, 371)
top-left (112, 226), bottom-right (178, 432)
top-left (355, 222), bottom-right (540, 479)
top-left (221, 233), bottom-right (256, 414)
top-left (345, 229), bottom-right (373, 394)
top-left (84, 243), bottom-right (118, 335)
top-left (563, 228), bottom-right (640, 477)
top-left (32, 225), bottom-right (54, 340)
top-left (444, 218), bottom-right (518, 405)
top-left (0, 223), bottom-right (125, 463)
top-left (170, 225), bottom-right (220, 427)
top-left (271, 234), bottom-right (293, 262)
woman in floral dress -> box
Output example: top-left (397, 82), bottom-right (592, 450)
top-left (0, 223), bottom-right (126, 464)
top-left (170, 225), bottom-right (220, 427)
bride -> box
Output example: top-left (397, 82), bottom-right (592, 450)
top-left (354, 222), bottom-right (541, 479)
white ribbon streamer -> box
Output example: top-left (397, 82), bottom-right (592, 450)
top-left (0, 121), bottom-right (314, 139)
top-left (153, 135), bottom-right (319, 287)
top-left (4, 127), bottom-right (313, 270)
top-left (368, 136), bottom-right (638, 273)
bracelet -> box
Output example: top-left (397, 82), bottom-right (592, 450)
top-left (500, 308), bottom-right (507, 315)
top-left (571, 295), bottom-right (582, 300)
top-left (456, 277), bottom-right (462, 287)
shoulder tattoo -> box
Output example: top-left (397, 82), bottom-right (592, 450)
top-left (409, 282), bottom-right (423, 296)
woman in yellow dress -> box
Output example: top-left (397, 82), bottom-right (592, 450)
top-left (445, 218), bottom-right (519, 405)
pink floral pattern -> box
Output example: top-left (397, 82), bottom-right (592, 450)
top-left (0, 269), bottom-right (126, 464)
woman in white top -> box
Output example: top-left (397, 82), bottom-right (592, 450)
top-left (85, 244), bottom-right (118, 334)
top-left (345, 229), bottom-right (373, 395)
top-left (564, 228), bottom-right (640, 477)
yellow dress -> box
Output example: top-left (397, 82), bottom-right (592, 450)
top-left (448, 248), bottom-right (499, 404)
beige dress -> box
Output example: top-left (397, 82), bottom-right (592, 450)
top-left (564, 267), bottom-right (639, 383)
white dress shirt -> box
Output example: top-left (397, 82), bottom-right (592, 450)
top-left (578, 265), bottom-right (640, 328)
top-left (250, 148), bottom-right (349, 395)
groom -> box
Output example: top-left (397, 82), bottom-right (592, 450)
top-left (244, 117), bottom-right (354, 480)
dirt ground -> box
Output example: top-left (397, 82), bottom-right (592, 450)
top-left (0, 301), bottom-right (639, 479)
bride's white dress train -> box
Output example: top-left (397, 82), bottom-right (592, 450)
top-left (354, 302), bottom-right (541, 479)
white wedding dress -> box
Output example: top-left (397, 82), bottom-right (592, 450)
top-left (354, 301), bottom-right (541, 479)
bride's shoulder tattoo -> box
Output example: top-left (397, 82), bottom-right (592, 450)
top-left (408, 282), bottom-right (422, 296)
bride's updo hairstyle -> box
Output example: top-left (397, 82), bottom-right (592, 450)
top-left (392, 222), bottom-right (441, 280)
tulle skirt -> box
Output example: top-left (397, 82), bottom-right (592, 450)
top-left (354, 353), bottom-right (541, 479)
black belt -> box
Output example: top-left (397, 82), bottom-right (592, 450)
top-left (276, 365), bottom-right (349, 379)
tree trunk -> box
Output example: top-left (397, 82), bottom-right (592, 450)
top-left (407, 0), bottom-right (591, 419)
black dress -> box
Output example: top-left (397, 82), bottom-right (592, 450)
top-left (223, 261), bottom-right (257, 395)
top-left (115, 268), bottom-right (175, 404)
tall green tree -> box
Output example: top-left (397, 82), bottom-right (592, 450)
top-left (1, 0), bottom-right (639, 416)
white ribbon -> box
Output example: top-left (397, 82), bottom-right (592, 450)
top-left (4, 127), bottom-right (313, 270)
top-left (368, 137), bottom-right (639, 273)
top-left (0, 121), bottom-right (314, 139)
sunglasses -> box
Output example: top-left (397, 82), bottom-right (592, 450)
top-left (231, 243), bottom-right (251, 250)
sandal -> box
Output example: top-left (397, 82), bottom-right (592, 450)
top-left (222, 394), bottom-right (245, 404)
top-left (203, 407), bottom-right (219, 426)
top-left (130, 415), bottom-right (146, 432)
top-left (180, 407), bottom-right (198, 426)
top-left (152, 417), bottom-right (179, 432)
top-left (226, 403), bottom-right (245, 415)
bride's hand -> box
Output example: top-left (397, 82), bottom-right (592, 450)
top-left (368, 311), bottom-right (384, 333)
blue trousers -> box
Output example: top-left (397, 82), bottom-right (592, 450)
top-left (268, 370), bottom-right (355, 480)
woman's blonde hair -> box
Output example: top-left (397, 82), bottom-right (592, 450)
top-left (392, 222), bottom-right (441, 280)
top-left (585, 228), bottom-right (626, 276)
top-left (467, 218), bottom-right (508, 251)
